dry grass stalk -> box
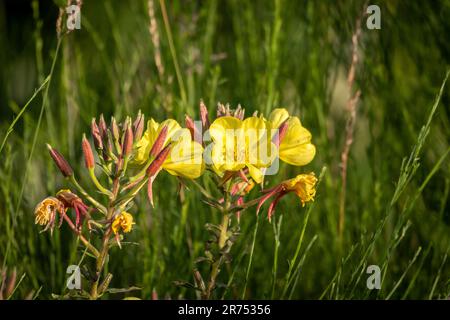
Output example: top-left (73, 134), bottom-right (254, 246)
top-left (338, 16), bottom-right (363, 239)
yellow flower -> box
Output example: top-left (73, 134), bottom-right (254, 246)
top-left (282, 173), bottom-right (318, 206)
top-left (269, 108), bottom-right (316, 166)
top-left (135, 119), bottom-right (205, 179)
top-left (112, 212), bottom-right (134, 234)
top-left (208, 116), bottom-right (276, 183)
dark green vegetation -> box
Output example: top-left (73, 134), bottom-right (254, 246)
top-left (0, 0), bottom-right (449, 299)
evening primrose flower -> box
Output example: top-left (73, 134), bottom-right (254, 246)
top-left (208, 116), bottom-right (276, 183)
top-left (269, 108), bottom-right (316, 166)
top-left (112, 212), bottom-right (134, 234)
top-left (257, 173), bottom-right (317, 221)
top-left (134, 119), bottom-right (205, 179)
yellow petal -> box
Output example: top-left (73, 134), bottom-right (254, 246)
top-left (210, 141), bottom-right (245, 172)
top-left (243, 116), bottom-right (274, 167)
top-left (247, 164), bottom-right (264, 184)
top-left (279, 118), bottom-right (315, 166)
top-left (160, 119), bottom-right (182, 143)
top-left (209, 116), bottom-right (243, 142)
top-left (134, 119), bottom-right (181, 164)
top-left (134, 118), bottom-right (160, 164)
top-left (163, 129), bottom-right (205, 179)
top-left (280, 142), bottom-right (316, 166)
top-left (269, 108), bottom-right (290, 128)
top-left (209, 116), bottom-right (245, 170)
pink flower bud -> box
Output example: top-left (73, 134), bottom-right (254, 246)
top-left (91, 118), bottom-right (103, 150)
top-left (82, 134), bottom-right (95, 169)
top-left (133, 111), bottom-right (145, 141)
top-left (47, 144), bottom-right (73, 177)
top-left (185, 114), bottom-right (195, 138)
top-left (122, 124), bottom-right (134, 156)
top-left (200, 100), bottom-right (210, 130)
top-left (111, 117), bottom-right (120, 141)
top-left (98, 114), bottom-right (107, 139)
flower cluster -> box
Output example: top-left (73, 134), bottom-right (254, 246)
top-left (35, 102), bottom-right (318, 299)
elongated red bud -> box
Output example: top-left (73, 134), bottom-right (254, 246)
top-left (146, 143), bottom-right (171, 177)
top-left (133, 111), bottom-right (145, 141)
top-left (200, 100), bottom-right (210, 130)
top-left (91, 118), bottom-right (103, 150)
top-left (47, 144), bottom-right (73, 177)
top-left (99, 114), bottom-right (107, 139)
top-left (185, 115), bottom-right (202, 144)
top-left (185, 114), bottom-right (195, 138)
top-left (82, 134), bottom-right (95, 169)
top-left (122, 124), bottom-right (134, 156)
top-left (149, 125), bottom-right (168, 158)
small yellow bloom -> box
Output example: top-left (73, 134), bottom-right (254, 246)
top-left (112, 212), bottom-right (134, 234)
top-left (135, 119), bottom-right (205, 179)
top-left (269, 108), bottom-right (316, 166)
top-left (282, 173), bottom-right (318, 206)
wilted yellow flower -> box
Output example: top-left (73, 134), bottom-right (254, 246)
top-left (208, 116), bottom-right (276, 183)
top-left (269, 108), bottom-right (316, 166)
top-left (34, 197), bottom-right (66, 233)
top-left (257, 172), bottom-right (317, 220)
top-left (135, 119), bottom-right (205, 179)
top-left (112, 212), bottom-right (134, 234)
top-left (282, 173), bottom-right (318, 206)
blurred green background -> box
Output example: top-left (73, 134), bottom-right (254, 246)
top-left (0, 0), bottom-right (449, 299)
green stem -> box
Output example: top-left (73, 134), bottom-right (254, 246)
top-left (218, 213), bottom-right (229, 249)
top-left (62, 214), bottom-right (99, 258)
top-left (89, 168), bottom-right (113, 197)
top-left (202, 182), bottom-right (232, 299)
top-left (69, 176), bottom-right (107, 215)
top-left (90, 171), bottom-right (121, 299)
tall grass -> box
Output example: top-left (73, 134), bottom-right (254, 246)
top-left (0, 0), bottom-right (449, 299)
